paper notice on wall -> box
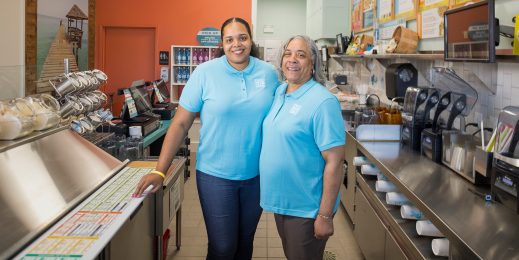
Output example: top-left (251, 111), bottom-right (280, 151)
top-left (379, 19), bottom-right (407, 40)
top-left (264, 40), bottom-right (282, 65)
top-left (425, 0), bottom-right (444, 5)
top-left (398, 0), bottom-right (415, 14)
top-left (379, 0), bottom-right (393, 20)
top-left (421, 8), bottom-right (443, 38)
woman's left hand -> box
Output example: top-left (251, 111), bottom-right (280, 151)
top-left (314, 216), bottom-right (334, 240)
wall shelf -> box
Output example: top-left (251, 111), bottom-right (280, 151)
top-left (331, 51), bottom-right (519, 62)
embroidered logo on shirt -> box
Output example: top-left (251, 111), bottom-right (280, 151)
top-left (255, 79), bottom-right (265, 89)
top-left (289, 104), bottom-right (302, 115)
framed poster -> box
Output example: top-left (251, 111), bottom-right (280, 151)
top-left (25, 0), bottom-right (95, 95)
top-left (352, 0), bottom-right (364, 32)
top-left (362, 0), bottom-right (376, 29)
top-left (377, 0), bottom-right (394, 24)
top-left (395, 0), bottom-right (418, 20)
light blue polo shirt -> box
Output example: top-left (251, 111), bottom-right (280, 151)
top-left (179, 56), bottom-right (279, 180)
top-left (259, 79), bottom-right (345, 218)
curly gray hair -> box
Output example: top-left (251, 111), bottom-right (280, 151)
top-left (276, 35), bottom-right (326, 85)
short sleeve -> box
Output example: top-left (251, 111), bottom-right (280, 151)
top-left (179, 68), bottom-right (203, 112)
top-left (312, 97), bottom-right (346, 151)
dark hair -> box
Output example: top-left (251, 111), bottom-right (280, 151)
top-left (216, 17), bottom-right (259, 58)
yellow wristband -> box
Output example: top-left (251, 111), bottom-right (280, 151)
top-left (149, 170), bottom-right (166, 179)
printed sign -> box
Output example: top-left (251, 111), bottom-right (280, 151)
top-left (196, 27), bottom-right (221, 46)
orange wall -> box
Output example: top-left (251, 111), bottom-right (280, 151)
top-left (95, 0), bottom-right (251, 77)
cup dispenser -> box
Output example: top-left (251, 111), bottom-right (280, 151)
top-left (401, 87), bottom-right (439, 150)
top-left (420, 67), bottom-right (478, 163)
top-left (492, 106), bottom-right (519, 213)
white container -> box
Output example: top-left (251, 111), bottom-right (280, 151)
top-left (416, 220), bottom-right (443, 237)
top-left (361, 164), bottom-right (380, 175)
top-left (386, 192), bottom-right (410, 206)
top-left (400, 205), bottom-right (425, 220)
top-left (0, 102), bottom-right (34, 140)
top-left (375, 180), bottom-right (397, 192)
top-left (431, 238), bottom-right (449, 257)
top-left (353, 156), bottom-right (370, 166)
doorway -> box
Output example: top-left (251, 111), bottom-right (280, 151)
top-left (102, 27), bottom-right (155, 115)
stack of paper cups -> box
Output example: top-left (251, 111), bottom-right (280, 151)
top-left (416, 220), bottom-right (443, 237)
top-left (386, 192), bottom-right (409, 206)
top-left (353, 156), bottom-right (370, 166)
top-left (375, 180), bottom-right (397, 192)
top-left (400, 205), bottom-right (424, 220)
top-left (377, 172), bottom-right (389, 181)
top-left (361, 164), bottom-right (380, 176)
top-left (431, 238), bottom-right (449, 257)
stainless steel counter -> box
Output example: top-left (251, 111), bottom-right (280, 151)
top-left (0, 128), bottom-right (123, 259)
top-left (355, 138), bottom-right (519, 259)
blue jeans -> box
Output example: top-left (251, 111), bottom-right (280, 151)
top-left (196, 170), bottom-right (263, 260)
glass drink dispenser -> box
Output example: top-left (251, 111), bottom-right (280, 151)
top-left (420, 67), bottom-right (477, 163)
top-left (492, 106), bottom-right (519, 213)
top-left (401, 87), bottom-right (439, 150)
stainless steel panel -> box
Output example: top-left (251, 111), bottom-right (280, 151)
top-left (385, 231), bottom-right (408, 260)
top-left (357, 140), bottom-right (519, 260)
top-left (108, 196), bottom-right (156, 260)
top-left (0, 129), bottom-right (123, 259)
top-left (354, 189), bottom-right (386, 260)
top-left (343, 132), bottom-right (357, 221)
top-left (356, 172), bottom-right (440, 260)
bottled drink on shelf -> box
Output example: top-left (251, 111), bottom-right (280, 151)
top-left (204, 49), bottom-right (209, 63)
top-left (193, 48), bottom-right (198, 65)
top-left (210, 48), bottom-right (217, 60)
top-left (176, 48), bottom-right (181, 64)
top-left (198, 49), bottom-right (204, 65)
top-left (186, 48), bottom-right (191, 65)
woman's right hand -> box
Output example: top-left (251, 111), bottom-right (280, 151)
top-left (133, 174), bottom-right (163, 197)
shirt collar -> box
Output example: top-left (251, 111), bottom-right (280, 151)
top-left (220, 56), bottom-right (256, 75)
top-left (282, 79), bottom-right (317, 99)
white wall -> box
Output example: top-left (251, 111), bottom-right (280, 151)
top-left (255, 0), bottom-right (307, 43)
top-left (0, 0), bottom-right (25, 99)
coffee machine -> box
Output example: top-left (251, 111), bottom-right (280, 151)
top-left (401, 87), bottom-right (439, 150)
top-left (420, 67), bottom-right (478, 163)
top-left (492, 106), bottom-right (519, 213)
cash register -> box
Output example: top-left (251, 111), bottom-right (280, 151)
top-left (150, 79), bottom-right (176, 120)
top-left (120, 80), bottom-right (161, 137)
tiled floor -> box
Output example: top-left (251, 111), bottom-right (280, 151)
top-left (167, 154), bottom-right (363, 260)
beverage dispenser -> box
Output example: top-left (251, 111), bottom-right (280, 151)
top-left (492, 106), bottom-right (519, 213)
top-left (401, 87), bottom-right (439, 150)
top-left (420, 67), bottom-right (478, 163)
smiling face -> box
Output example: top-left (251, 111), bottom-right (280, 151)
top-left (221, 22), bottom-right (252, 71)
top-left (282, 38), bottom-right (314, 86)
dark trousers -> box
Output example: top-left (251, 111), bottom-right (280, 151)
top-left (196, 170), bottom-right (263, 260)
top-left (274, 214), bottom-right (328, 260)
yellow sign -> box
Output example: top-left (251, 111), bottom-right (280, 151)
top-left (514, 15), bottom-right (519, 55)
